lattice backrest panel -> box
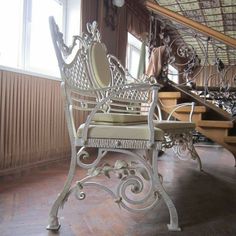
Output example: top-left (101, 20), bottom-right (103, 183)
top-left (63, 52), bottom-right (91, 91)
top-left (49, 16), bottom-right (151, 114)
top-left (49, 17), bottom-right (102, 91)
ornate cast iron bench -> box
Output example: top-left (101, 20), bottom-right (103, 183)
top-left (48, 16), bottom-right (201, 232)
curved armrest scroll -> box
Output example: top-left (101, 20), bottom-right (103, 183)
top-left (158, 100), bottom-right (195, 122)
top-left (81, 83), bottom-right (159, 143)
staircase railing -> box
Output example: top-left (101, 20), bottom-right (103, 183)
top-left (145, 1), bottom-right (236, 118)
top-left (145, 1), bottom-right (236, 48)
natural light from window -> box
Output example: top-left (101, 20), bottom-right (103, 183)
top-left (168, 64), bottom-right (179, 84)
top-left (126, 33), bottom-right (148, 79)
top-left (28, 0), bottom-right (63, 76)
top-left (0, 0), bottom-right (23, 68)
top-left (0, 0), bottom-right (80, 78)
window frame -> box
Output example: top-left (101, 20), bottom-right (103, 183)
top-left (0, 0), bottom-right (70, 80)
top-left (126, 32), bottom-right (149, 79)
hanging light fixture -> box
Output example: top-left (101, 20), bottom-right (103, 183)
top-left (112, 0), bottom-right (125, 7)
top-left (104, 0), bottom-right (125, 30)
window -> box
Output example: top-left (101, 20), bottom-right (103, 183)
top-left (126, 33), bottom-right (179, 84)
top-left (168, 65), bottom-right (179, 84)
top-left (126, 33), bottom-right (148, 78)
top-left (27, 0), bottom-right (64, 77)
top-left (0, 0), bottom-right (81, 78)
top-left (0, 0), bottom-right (23, 68)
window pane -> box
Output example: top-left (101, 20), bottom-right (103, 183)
top-left (28, 0), bottom-right (63, 76)
top-left (66, 0), bottom-right (81, 45)
top-left (0, 0), bottom-right (23, 68)
top-left (129, 46), bottom-right (140, 77)
top-left (126, 33), bottom-right (148, 78)
top-left (168, 65), bottom-right (179, 83)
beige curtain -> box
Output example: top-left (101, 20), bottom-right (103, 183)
top-left (0, 70), bottom-right (75, 174)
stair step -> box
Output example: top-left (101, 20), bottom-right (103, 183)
top-left (197, 120), bottom-right (234, 128)
top-left (162, 106), bottom-right (205, 122)
top-left (174, 106), bottom-right (206, 113)
top-left (159, 92), bottom-right (181, 99)
top-left (224, 136), bottom-right (236, 144)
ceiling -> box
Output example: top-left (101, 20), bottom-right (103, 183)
top-left (146, 0), bottom-right (236, 65)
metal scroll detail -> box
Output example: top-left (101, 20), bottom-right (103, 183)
top-left (162, 131), bottom-right (202, 170)
top-left (69, 147), bottom-right (162, 212)
top-left (204, 64), bottom-right (236, 114)
top-left (159, 22), bottom-right (206, 84)
top-left (153, 15), bottom-right (236, 117)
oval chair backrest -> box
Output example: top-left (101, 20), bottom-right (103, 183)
top-left (88, 42), bottom-right (112, 88)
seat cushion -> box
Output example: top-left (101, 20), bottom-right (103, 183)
top-left (77, 123), bottom-right (164, 141)
top-left (154, 120), bottom-right (195, 131)
top-left (92, 113), bottom-right (147, 125)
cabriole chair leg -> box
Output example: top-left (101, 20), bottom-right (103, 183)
top-left (47, 147), bottom-right (77, 231)
top-left (152, 149), bottom-right (181, 231)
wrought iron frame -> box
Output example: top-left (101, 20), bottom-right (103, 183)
top-left (149, 13), bottom-right (236, 117)
top-left (46, 16), bottom-right (202, 232)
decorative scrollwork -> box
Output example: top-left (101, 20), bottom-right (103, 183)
top-left (75, 182), bottom-right (86, 200)
top-left (86, 21), bottom-right (101, 42)
top-left (204, 65), bottom-right (236, 114)
top-left (162, 131), bottom-right (195, 161)
top-left (154, 16), bottom-right (236, 118)
top-left (177, 43), bottom-right (195, 58)
top-left (87, 159), bottom-right (150, 180)
top-left (168, 39), bottom-right (204, 83)
top-left (172, 138), bottom-right (192, 161)
top-left (76, 148), bottom-right (107, 169)
top-left (73, 149), bottom-right (163, 213)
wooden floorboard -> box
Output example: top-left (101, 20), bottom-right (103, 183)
top-left (0, 147), bottom-right (236, 236)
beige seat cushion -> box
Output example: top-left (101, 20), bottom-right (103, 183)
top-left (92, 113), bottom-right (147, 124)
top-left (77, 123), bottom-right (164, 141)
top-left (154, 120), bottom-right (195, 130)
top-left (89, 42), bottom-right (111, 88)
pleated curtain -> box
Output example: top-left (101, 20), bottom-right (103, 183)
top-left (0, 70), bottom-right (84, 174)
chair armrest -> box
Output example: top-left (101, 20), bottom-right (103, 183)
top-left (81, 83), bottom-right (159, 144)
top-left (62, 76), bottom-right (158, 144)
top-left (158, 100), bottom-right (195, 122)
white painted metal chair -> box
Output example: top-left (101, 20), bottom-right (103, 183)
top-left (47, 16), bottom-right (199, 232)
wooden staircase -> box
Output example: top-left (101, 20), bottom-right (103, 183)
top-left (159, 84), bottom-right (236, 166)
top-left (144, 1), bottom-right (236, 166)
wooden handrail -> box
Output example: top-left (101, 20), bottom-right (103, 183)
top-left (145, 1), bottom-right (236, 49)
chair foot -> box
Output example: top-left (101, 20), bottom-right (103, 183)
top-left (47, 147), bottom-right (78, 231)
top-left (47, 216), bottom-right (61, 231)
top-left (167, 223), bottom-right (181, 231)
top-left (152, 149), bottom-right (181, 231)
top-left (159, 186), bottom-right (181, 232)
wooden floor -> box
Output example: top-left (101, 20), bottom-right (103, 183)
top-left (0, 146), bottom-right (236, 236)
